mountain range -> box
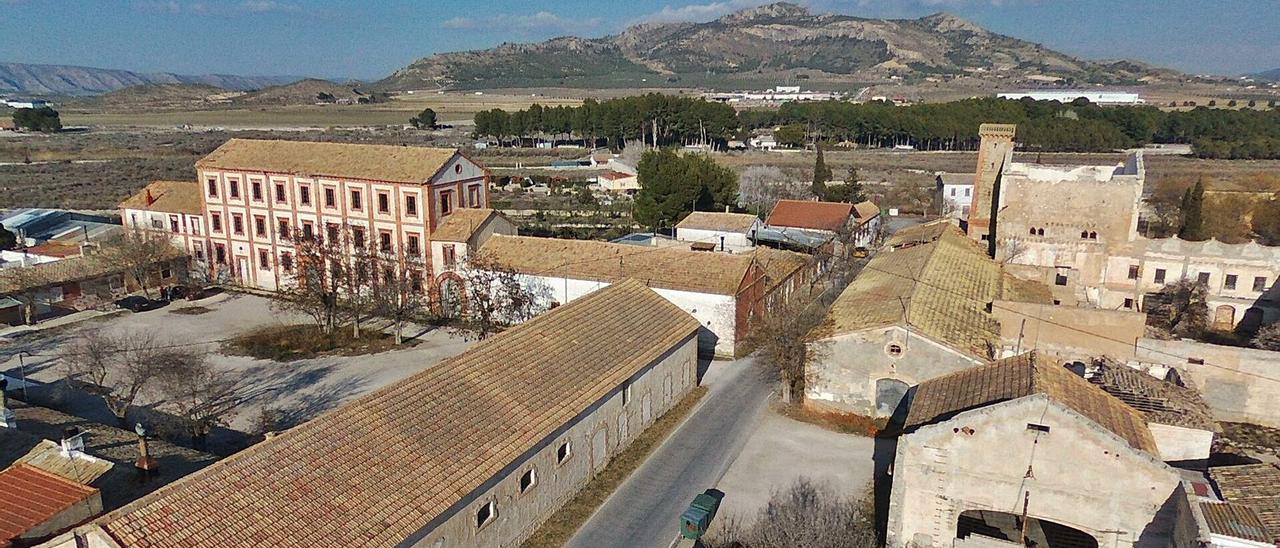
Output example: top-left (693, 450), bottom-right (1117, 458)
top-left (1252, 68), bottom-right (1280, 82)
top-left (0, 62), bottom-right (298, 96)
top-left (376, 2), bottom-right (1185, 91)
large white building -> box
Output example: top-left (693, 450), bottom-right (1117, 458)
top-left (997, 90), bottom-right (1144, 105)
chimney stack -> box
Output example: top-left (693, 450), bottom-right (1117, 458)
top-left (145, 188), bottom-right (155, 207)
top-left (61, 426), bottom-right (86, 457)
top-left (134, 423), bottom-right (158, 473)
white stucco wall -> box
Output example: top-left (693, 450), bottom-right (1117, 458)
top-left (675, 225), bottom-right (759, 253)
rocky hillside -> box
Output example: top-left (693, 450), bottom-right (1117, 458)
top-left (235, 78), bottom-right (380, 105)
top-left (379, 2), bottom-right (1183, 90)
top-left (1252, 68), bottom-right (1280, 82)
top-left (0, 62), bottom-right (296, 96)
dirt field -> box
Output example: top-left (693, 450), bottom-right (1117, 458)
top-left (59, 92), bottom-right (583, 129)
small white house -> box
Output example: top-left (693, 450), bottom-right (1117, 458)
top-left (935, 172), bottom-right (975, 219)
top-left (674, 212), bottom-right (761, 253)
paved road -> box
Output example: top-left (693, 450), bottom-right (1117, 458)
top-left (567, 357), bottom-right (774, 548)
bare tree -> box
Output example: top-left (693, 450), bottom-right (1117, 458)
top-left (61, 330), bottom-right (166, 426)
top-left (703, 478), bottom-right (876, 548)
top-left (1149, 278), bottom-right (1210, 337)
top-left (102, 229), bottom-right (176, 298)
top-left (737, 165), bottom-right (813, 217)
top-left (456, 251), bottom-right (550, 340)
top-left (1252, 323), bottom-right (1280, 351)
top-left (374, 251), bottom-right (428, 345)
top-left (156, 351), bottom-right (239, 447)
top-left (744, 296), bottom-right (831, 404)
top-left (998, 238), bottom-right (1028, 265)
top-left (2, 264), bottom-right (52, 325)
top-left (341, 228), bottom-right (380, 338)
top-left (274, 227), bottom-right (345, 334)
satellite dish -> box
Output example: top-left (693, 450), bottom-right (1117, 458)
top-left (134, 423), bottom-right (147, 437)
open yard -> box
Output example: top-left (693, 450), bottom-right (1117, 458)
top-left (0, 291), bottom-right (474, 453)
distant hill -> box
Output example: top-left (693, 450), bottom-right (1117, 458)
top-left (87, 83), bottom-right (244, 110)
top-left (378, 2), bottom-right (1186, 91)
top-left (1252, 68), bottom-right (1280, 82)
top-left (0, 62), bottom-right (298, 96)
top-left (235, 78), bottom-right (380, 105)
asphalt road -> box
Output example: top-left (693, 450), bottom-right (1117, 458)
top-left (566, 357), bottom-right (774, 548)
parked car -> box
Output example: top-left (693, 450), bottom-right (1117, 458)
top-left (114, 296), bottom-right (166, 312)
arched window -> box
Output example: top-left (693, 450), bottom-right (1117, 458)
top-left (886, 343), bottom-right (903, 358)
top-left (1029, 227), bottom-right (1036, 236)
top-left (1081, 230), bottom-right (1089, 239)
top-left (1089, 231), bottom-right (1097, 240)
top-left (1036, 228), bottom-right (1044, 236)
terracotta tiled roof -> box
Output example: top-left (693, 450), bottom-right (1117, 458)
top-left (0, 463), bottom-right (99, 546)
top-left (600, 171), bottom-right (634, 181)
top-left (430, 208), bottom-right (506, 242)
top-left (852, 200), bottom-right (880, 221)
top-left (1211, 463), bottom-right (1280, 542)
top-left (478, 235), bottom-right (757, 295)
top-left (676, 212), bottom-right (760, 233)
top-left (821, 221), bottom-right (1051, 356)
top-left (765, 200), bottom-right (854, 232)
top-left (93, 280), bottom-right (701, 547)
top-left (0, 246), bottom-right (185, 295)
top-left (196, 139), bottom-right (460, 184)
top-left (905, 352), bottom-right (1159, 454)
top-left (1200, 502), bottom-right (1274, 543)
top-left (752, 247), bottom-right (812, 293)
top-left (1088, 363), bottom-right (1219, 431)
top-left (118, 181), bottom-right (204, 215)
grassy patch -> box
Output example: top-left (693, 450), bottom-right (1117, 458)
top-left (224, 323), bottom-right (401, 361)
top-left (521, 385), bottom-right (708, 548)
top-left (169, 306), bottom-right (214, 315)
top-left (778, 402), bottom-right (887, 437)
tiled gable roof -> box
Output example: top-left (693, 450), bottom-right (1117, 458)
top-left (905, 352), bottom-right (1159, 454)
top-left (94, 280), bottom-right (700, 547)
top-left (1088, 363), bottom-right (1219, 431)
top-left (852, 200), bottom-right (880, 221)
top-left (676, 212), bottom-right (760, 233)
top-left (118, 180), bottom-right (204, 215)
top-left (821, 221), bottom-right (1051, 357)
top-left (765, 200), bottom-right (853, 232)
top-left (0, 247), bottom-right (185, 295)
top-left (0, 463), bottom-right (98, 546)
top-left (478, 235), bottom-right (756, 295)
top-left (1211, 463), bottom-right (1280, 542)
top-left (430, 208), bottom-right (506, 242)
top-left (196, 139), bottom-right (460, 184)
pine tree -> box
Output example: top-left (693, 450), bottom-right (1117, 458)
top-left (811, 145), bottom-right (831, 200)
top-left (1179, 180), bottom-right (1208, 241)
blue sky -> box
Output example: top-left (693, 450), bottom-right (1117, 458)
top-left (1, 0), bottom-right (1277, 80)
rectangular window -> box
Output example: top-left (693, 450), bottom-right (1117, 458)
top-left (1254, 276), bottom-right (1268, 292)
top-left (405, 195), bottom-right (418, 217)
top-left (350, 189), bottom-right (362, 211)
top-left (1154, 268), bottom-right (1166, 284)
top-left (160, 266), bottom-right (172, 279)
top-left (440, 190), bottom-right (454, 216)
top-left (475, 501), bottom-right (496, 529)
top-left (519, 468), bottom-right (537, 494)
top-left (1197, 272), bottom-right (1210, 285)
top-left (410, 270), bottom-right (422, 292)
top-left (214, 243), bottom-right (226, 264)
top-left (193, 245), bottom-right (205, 261)
top-left (1026, 423), bottom-right (1051, 433)
top-left (468, 185), bottom-right (481, 207)
top-left (258, 249), bottom-right (270, 270)
top-left (326, 223), bottom-right (340, 243)
top-left (232, 214), bottom-right (244, 235)
top-left (377, 191), bottom-right (390, 214)
top-left (251, 181), bottom-right (263, 202)
top-left (950, 188), bottom-right (956, 197)
top-left (1127, 265), bottom-right (1139, 280)
top-left (151, 217), bottom-right (164, 230)
top-left (191, 220), bottom-right (201, 236)
top-left (228, 179), bottom-right (240, 199)
top-left (281, 252), bottom-right (294, 273)
top-left (299, 185), bottom-right (311, 206)
top-left (1054, 273), bottom-right (1068, 286)
top-left (211, 212), bottom-right (222, 232)
top-left (352, 226), bottom-right (365, 249)
top-left (443, 244), bottom-right (456, 269)
top-left (278, 218), bottom-right (290, 239)
top-left (556, 441), bottom-right (571, 464)
top-left (275, 183), bottom-right (287, 203)
top-left (622, 383), bottom-right (631, 406)
top-left (379, 232), bottom-right (392, 253)
top-left (324, 187), bottom-right (336, 208)
top-left (1123, 298), bottom-right (1134, 309)
top-left (207, 178), bottom-right (218, 197)
top-left (407, 234), bottom-right (420, 255)
top-left (254, 216), bottom-right (266, 237)
top-left (964, 188), bottom-right (971, 197)
top-left (302, 221), bottom-right (314, 239)
top-left (1225, 274), bottom-right (1238, 290)
top-left (169, 215), bottom-right (180, 233)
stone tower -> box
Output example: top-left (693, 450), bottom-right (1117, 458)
top-left (967, 123), bottom-right (1017, 255)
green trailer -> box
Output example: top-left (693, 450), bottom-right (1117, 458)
top-left (680, 489), bottom-right (725, 540)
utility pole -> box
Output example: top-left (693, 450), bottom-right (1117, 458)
top-left (1019, 491), bottom-right (1030, 546)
